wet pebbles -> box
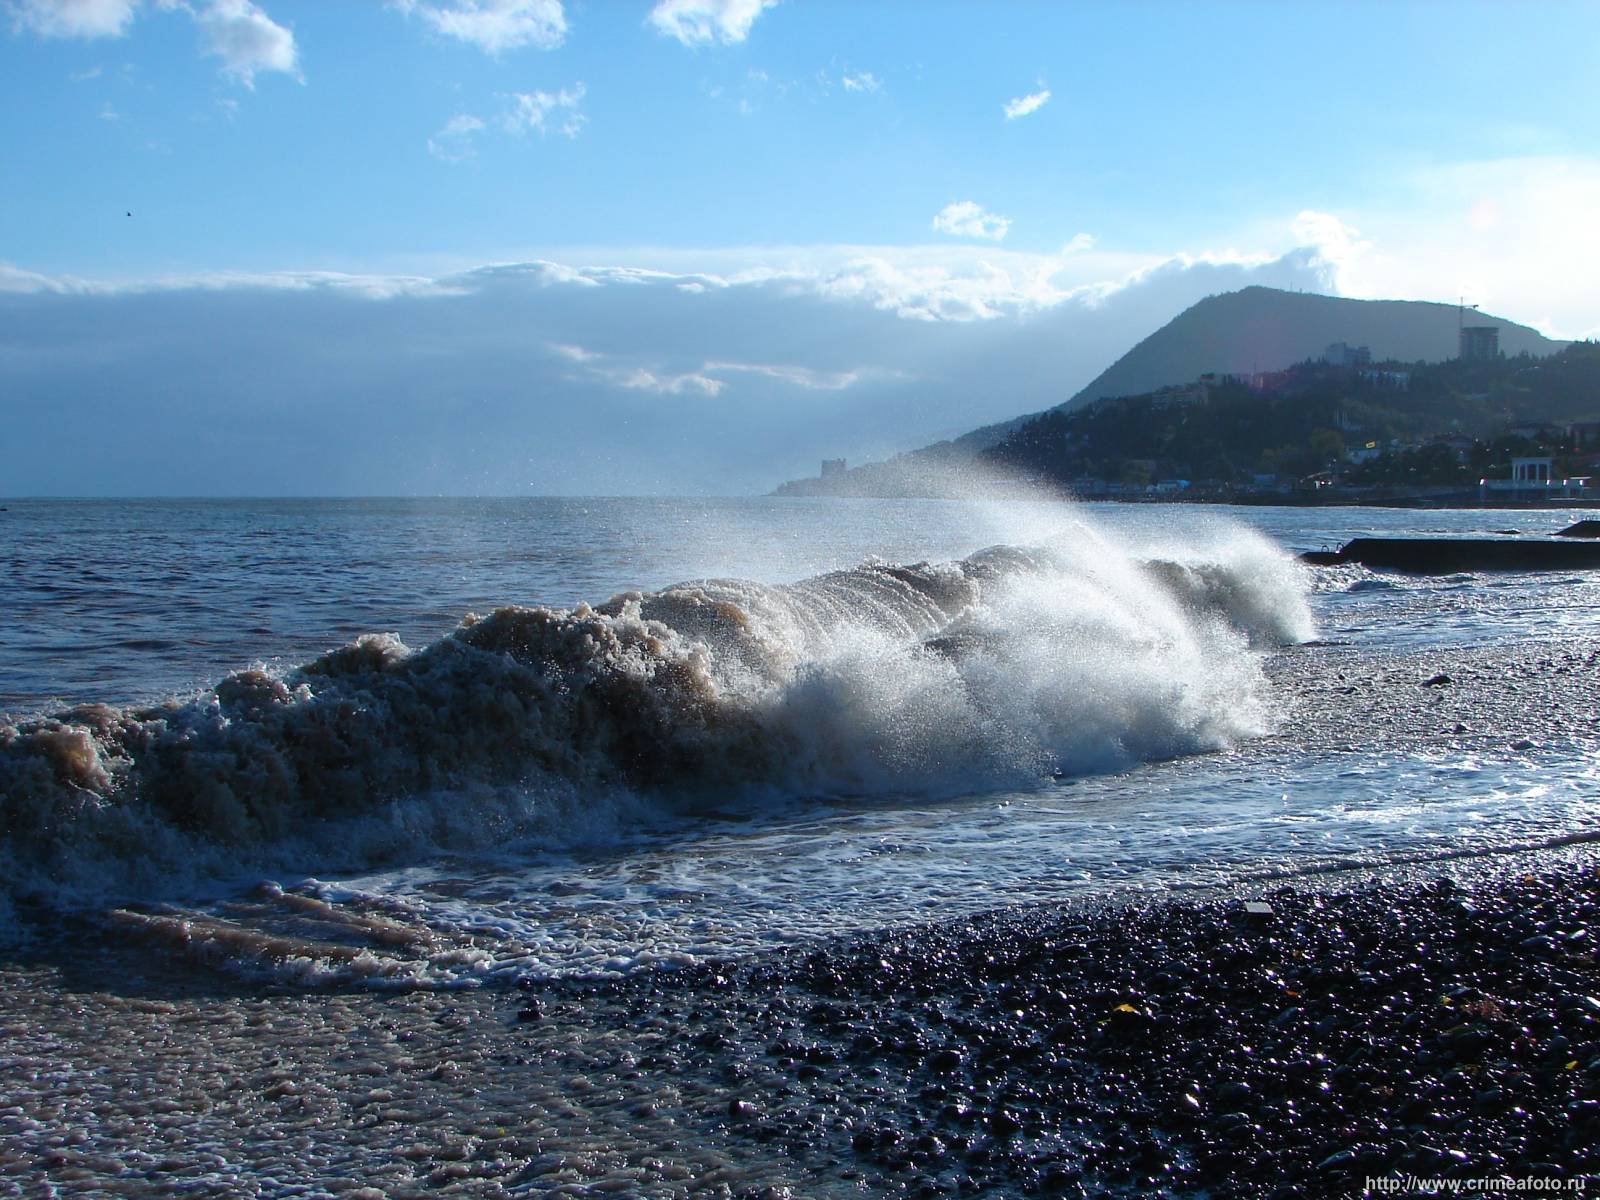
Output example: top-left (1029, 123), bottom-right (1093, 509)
top-left (575, 858), bottom-right (1600, 1197)
top-left (4, 636), bottom-right (1600, 1196)
top-left (4, 858), bottom-right (1598, 1199)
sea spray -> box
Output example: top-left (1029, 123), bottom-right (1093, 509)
top-left (0, 525), bottom-right (1313, 920)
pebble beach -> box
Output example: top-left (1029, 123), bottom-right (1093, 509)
top-left (4, 853), bottom-right (1597, 1198)
top-left (4, 631), bottom-right (1599, 1199)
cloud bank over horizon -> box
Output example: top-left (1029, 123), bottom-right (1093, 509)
top-left (0, 244), bottom-right (1343, 497)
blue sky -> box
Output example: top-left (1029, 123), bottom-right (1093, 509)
top-left (3, 0), bottom-right (1599, 494)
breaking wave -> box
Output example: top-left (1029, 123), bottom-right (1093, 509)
top-left (0, 530), bottom-right (1312, 923)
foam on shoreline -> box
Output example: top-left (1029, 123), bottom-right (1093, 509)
top-left (0, 526), bottom-right (1311, 921)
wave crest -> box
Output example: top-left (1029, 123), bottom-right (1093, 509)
top-left (0, 533), bottom-right (1311, 917)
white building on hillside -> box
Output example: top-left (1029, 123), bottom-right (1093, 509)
top-left (1479, 457), bottom-right (1591, 500)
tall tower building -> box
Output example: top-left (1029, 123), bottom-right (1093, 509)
top-left (1459, 325), bottom-right (1500, 361)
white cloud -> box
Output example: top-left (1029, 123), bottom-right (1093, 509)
top-left (617, 367), bottom-right (724, 396)
top-left (547, 339), bottom-right (724, 396)
top-left (552, 342), bottom-right (871, 397)
top-left (474, 260), bottom-right (603, 287)
top-left (10, 0), bottom-right (295, 84)
top-left (931, 200), bottom-right (1010, 242)
top-left (704, 360), bottom-right (864, 390)
top-left (1291, 209), bottom-right (1370, 270)
top-left (193, 0), bottom-right (297, 86)
top-left (428, 112), bottom-right (484, 161)
top-left (393, 0), bottom-right (565, 55)
top-left (1061, 232), bottom-right (1095, 255)
top-left (1003, 88), bottom-right (1050, 120)
top-left (502, 84), bottom-right (584, 138)
top-left (549, 341), bottom-right (600, 362)
top-left (463, 246), bottom-right (1171, 324)
top-left (0, 261), bottom-right (466, 299)
top-left (647, 0), bottom-right (775, 47)
top-left (428, 89), bottom-right (583, 160)
top-left (840, 71), bottom-right (879, 94)
top-left (0, 246), bottom-right (1307, 332)
top-left (8, 0), bottom-right (140, 38)
top-left (1285, 155), bottom-right (1600, 339)
top-left (0, 249), bottom-right (1335, 496)
top-left (0, 262), bottom-right (87, 292)
top-left (811, 254), bottom-right (1063, 321)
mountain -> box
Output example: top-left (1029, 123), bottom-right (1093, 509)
top-left (772, 287), bottom-right (1567, 497)
top-left (980, 342), bottom-right (1600, 498)
top-left (1061, 286), bottom-right (1562, 413)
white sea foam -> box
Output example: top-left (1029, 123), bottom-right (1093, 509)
top-left (0, 515), bottom-right (1312, 931)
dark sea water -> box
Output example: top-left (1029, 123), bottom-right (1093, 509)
top-left (3, 496), bottom-right (1599, 982)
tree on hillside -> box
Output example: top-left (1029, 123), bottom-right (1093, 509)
top-left (978, 342), bottom-right (1600, 492)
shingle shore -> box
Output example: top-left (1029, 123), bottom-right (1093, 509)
top-left (615, 854), bottom-right (1600, 1197)
top-left (3, 634), bottom-right (1599, 1198)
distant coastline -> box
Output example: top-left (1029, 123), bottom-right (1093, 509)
top-left (775, 345), bottom-right (1600, 507)
top-left (775, 287), bottom-right (1597, 506)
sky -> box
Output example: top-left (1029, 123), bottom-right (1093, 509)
top-left (3, 0), bottom-right (1599, 495)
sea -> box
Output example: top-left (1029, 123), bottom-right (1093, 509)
top-left (3, 495), bottom-right (1599, 986)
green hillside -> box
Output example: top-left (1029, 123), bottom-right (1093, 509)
top-left (771, 287), bottom-right (1571, 498)
top-left (981, 342), bottom-right (1600, 492)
